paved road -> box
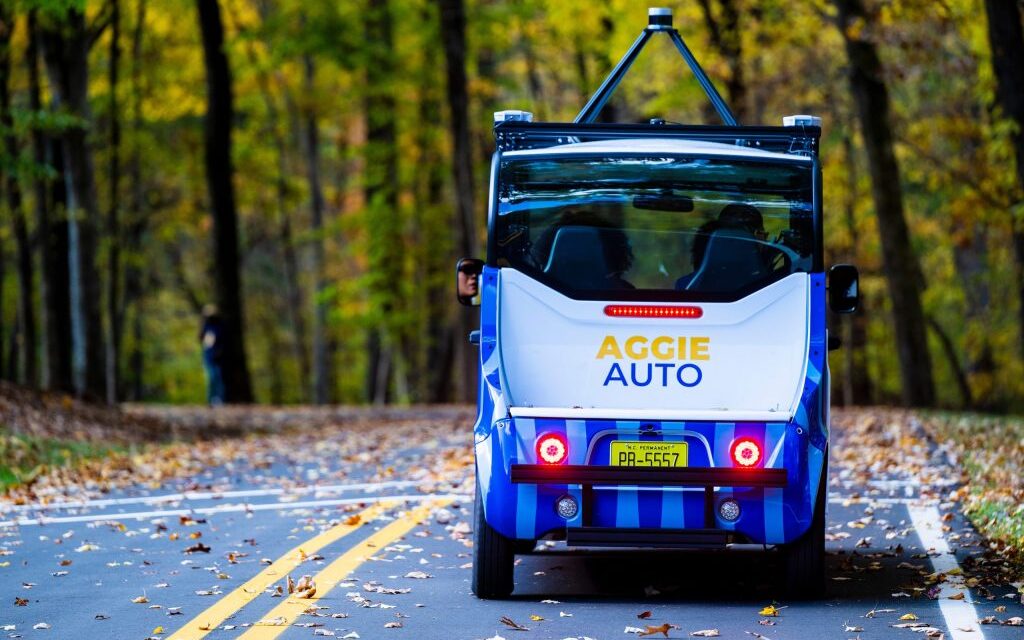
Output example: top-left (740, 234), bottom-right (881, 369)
top-left (1, 407), bottom-right (1022, 640)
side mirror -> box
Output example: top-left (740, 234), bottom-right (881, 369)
top-left (456, 258), bottom-right (484, 307)
top-left (828, 264), bottom-right (859, 314)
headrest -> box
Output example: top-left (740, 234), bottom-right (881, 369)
top-left (544, 226), bottom-right (611, 290)
top-left (686, 228), bottom-right (766, 292)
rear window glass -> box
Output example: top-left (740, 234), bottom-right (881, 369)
top-left (494, 155), bottom-right (815, 301)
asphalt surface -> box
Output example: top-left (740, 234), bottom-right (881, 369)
top-left (1, 407), bottom-right (1022, 640)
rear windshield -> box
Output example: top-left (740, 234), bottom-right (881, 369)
top-left (494, 155), bottom-right (816, 301)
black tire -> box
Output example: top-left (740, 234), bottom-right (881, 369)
top-left (472, 484), bottom-right (515, 598)
top-left (513, 539), bottom-right (538, 554)
top-left (784, 465), bottom-right (826, 599)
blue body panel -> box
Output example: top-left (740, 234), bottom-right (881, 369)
top-left (473, 267), bottom-right (828, 546)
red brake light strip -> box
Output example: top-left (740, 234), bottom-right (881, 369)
top-left (604, 305), bottom-right (703, 319)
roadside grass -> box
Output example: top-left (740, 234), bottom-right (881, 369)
top-left (0, 427), bottom-right (127, 491)
top-left (922, 411), bottom-right (1024, 574)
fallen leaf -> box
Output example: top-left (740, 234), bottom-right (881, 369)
top-left (529, 615), bottom-right (544, 622)
top-left (900, 613), bottom-right (919, 621)
top-left (384, 622), bottom-right (402, 628)
top-left (33, 623), bottom-right (50, 630)
top-left (152, 626), bottom-right (164, 634)
top-left (344, 514), bottom-right (362, 526)
top-left (758, 605), bottom-right (780, 617)
top-left (15, 597), bottom-right (28, 606)
top-left (866, 608), bottom-right (896, 618)
top-left (639, 623), bottom-right (679, 638)
top-left (690, 630), bottom-right (720, 637)
top-left (184, 543), bottom-right (211, 554)
top-left (500, 616), bottom-right (529, 631)
top-left (404, 571), bottom-right (432, 579)
top-left (637, 611), bottom-right (653, 620)
top-left (132, 596), bottom-right (149, 604)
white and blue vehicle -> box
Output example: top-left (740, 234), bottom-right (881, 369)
top-left (456, 8), bottom-right (859, 599)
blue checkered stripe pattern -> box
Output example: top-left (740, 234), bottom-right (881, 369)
top-left (478, 417), bottom-right (823, 545)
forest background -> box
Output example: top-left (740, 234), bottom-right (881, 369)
top-left (1, 0), bottom-right (1023, 412)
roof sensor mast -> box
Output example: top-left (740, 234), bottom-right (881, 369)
top-left (574, 7), bottom-right (739, 126)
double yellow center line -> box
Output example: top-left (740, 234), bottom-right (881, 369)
top-left (168, 499), bottom-right (449, 639)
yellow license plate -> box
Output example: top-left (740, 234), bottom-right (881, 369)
top-left (610, 441), bottom-right (688, 467)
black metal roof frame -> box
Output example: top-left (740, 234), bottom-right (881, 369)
top-left (494, 121), bottom-right (821, 156)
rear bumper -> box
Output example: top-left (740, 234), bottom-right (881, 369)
top-left (511, 464), bottom-right (787, 535)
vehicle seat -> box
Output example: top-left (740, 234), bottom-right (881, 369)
top-left (685, 228), bottom-right (767, 292)
top-left (544, 226), bottom-right (611, 290)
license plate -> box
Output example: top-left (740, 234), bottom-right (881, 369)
top-left (609, 441), bottom-right (688, 467)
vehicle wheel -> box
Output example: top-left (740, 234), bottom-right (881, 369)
top-left (513, 539), bottom-right (538, 554)
top-left (472, 484), bottom-right (515, 598)
top-left (784, 465), bottom-right (826, 599)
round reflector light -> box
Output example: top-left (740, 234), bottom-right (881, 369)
top-left (555, 495), bottom-right (578, 519)
top-left (730, 438), bottom-right (762, 467)
top-left (719, 499), bottom-right (741, 522)
top-left (536, 434), bottom-right (568, 465)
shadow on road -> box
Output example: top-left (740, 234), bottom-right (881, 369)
top-left (506, 545), bottom-right (914, 603)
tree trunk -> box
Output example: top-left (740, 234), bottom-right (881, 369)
top-left (983, 0), bottom-right (1024, 363)
top-left (105, 0), bottom-right (122, 403)
top-left (122, 0), bottom-right (147, 401)
top-left (414, 5), bottom-right (454, 403)
top-left (697, 0), bottom-right (747, 122)
top-left (834, 0), bottom-right (935, 407)
top-left (196, 0), bottom-right (253, 403)
top-left (29, 11), bottom-right (70, 391)
top-left (840, 132), bottom-right (871, 405)
top-left (926, 315), bottom-right (973, 409)
top-left (439, 0), bottom-right (479, 403)
top-left (303, 53), bottom-right (335, 405)
top-left (363, 0), bottom-right (400, 404)
top-left (39, 7), bottom-right (106, 400)
top-left (243, 2), bottom-right (310, 401)
top-left (1, 6), bottom-right (38, 386)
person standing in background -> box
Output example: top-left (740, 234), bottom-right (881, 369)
top-left (200, 305), bottom-right (226, 406)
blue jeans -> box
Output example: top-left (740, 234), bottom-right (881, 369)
top-left (204, 359), bottom-right (225, 405)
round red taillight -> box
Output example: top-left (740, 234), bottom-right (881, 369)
top-left (536, 434), bottom-right (568, 465)
top-left (730, 438), bottom-right (762, 467)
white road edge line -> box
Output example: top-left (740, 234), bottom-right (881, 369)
top-left (0, 492), bottom-right (473, 528)
top-left (0, 479), bottom-right (427, 513)
top-left (906, 503), bottom-right (985, 640)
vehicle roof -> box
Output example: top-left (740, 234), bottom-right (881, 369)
top-left (502, 137), bottom-right (813, 163)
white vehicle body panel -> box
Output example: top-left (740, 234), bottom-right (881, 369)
top-left (497, 268), bottom-right (810, 421)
